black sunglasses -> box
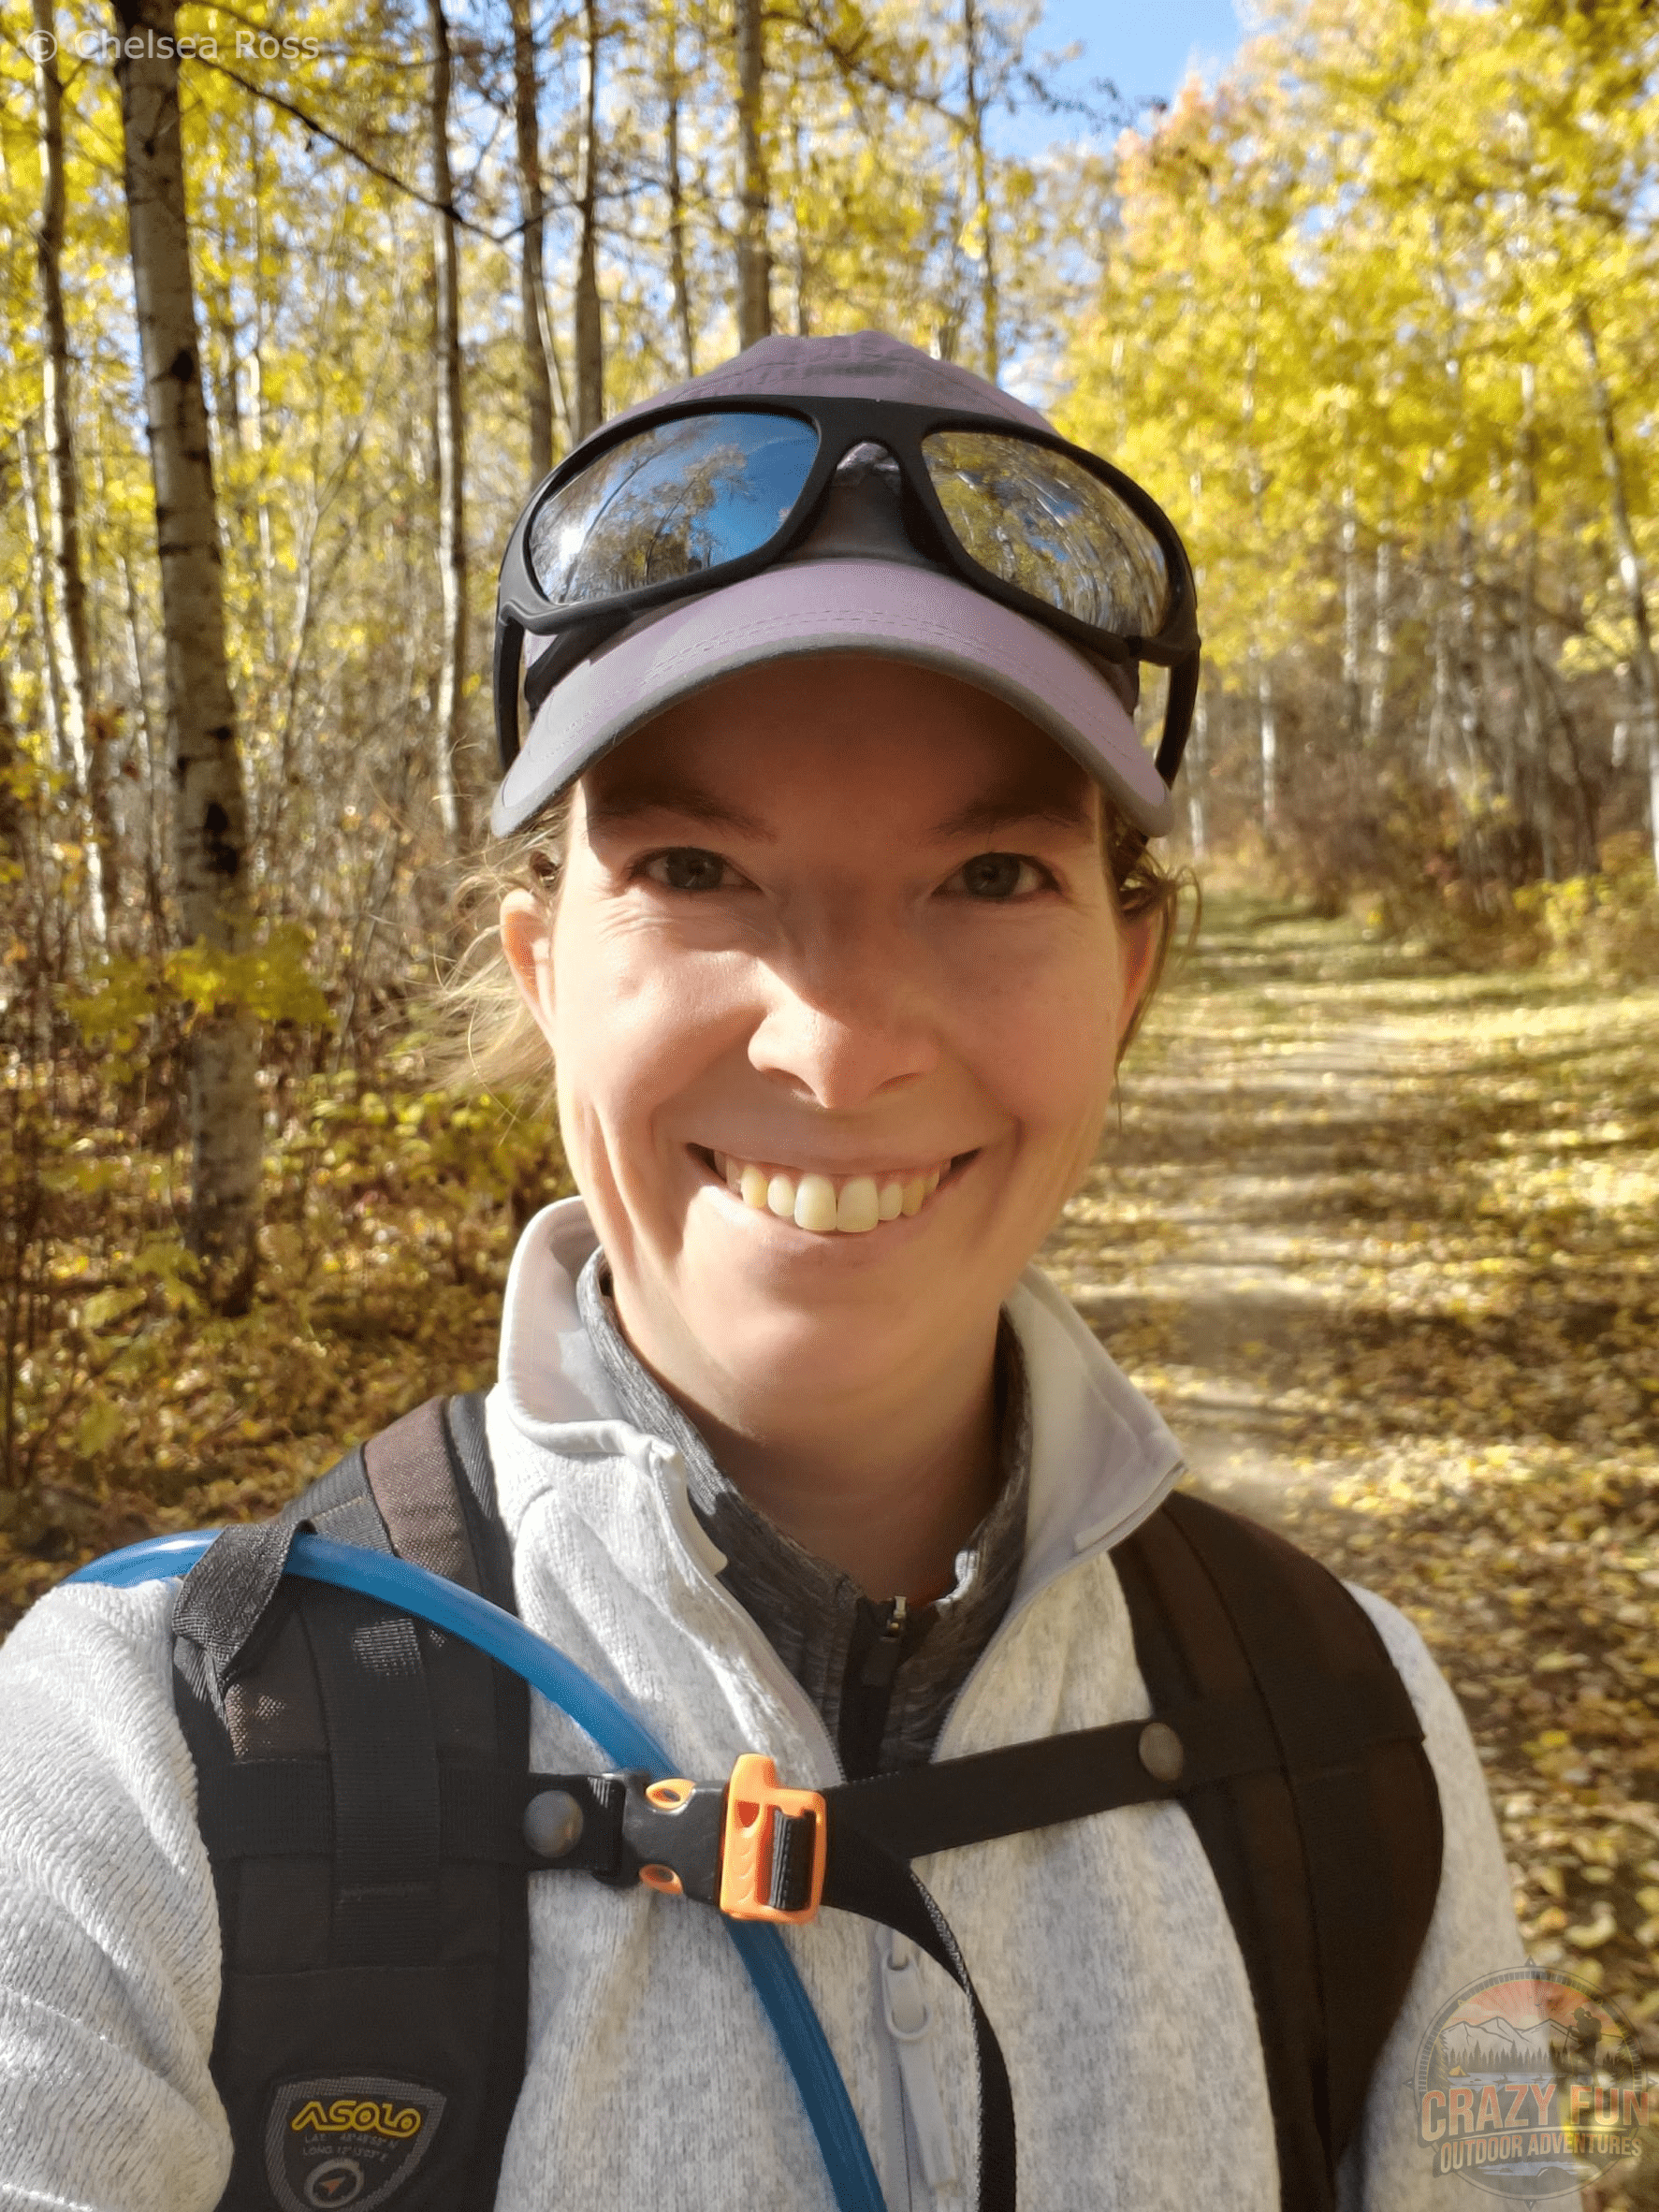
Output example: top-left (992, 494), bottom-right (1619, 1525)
top-left (493, 395), bottom-right (1201, 789)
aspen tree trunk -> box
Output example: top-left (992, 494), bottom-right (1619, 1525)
top-left (17, 427), bottom-right (65, 775)
top-left (784, 112), bottom-right (810, 335)
top-left (574, 0), bottom-right (604, 439)
top-left (662, 3), bottom-right (696, 378)
top-left (1254, 647), bottom-right (1277, 831)
top-left (508, 0), bottom-right (556, 482)
top-left (113, 0), bottom-right (262, 1312)
top-left (1475, 483), bottom-right (1520, 875)
top-left (961, 0), bottom-right (998, 382)
top-left (1340, 482), bottom-right (1361, 747)
top-left (1241, 326), bottom-right (1274, 829)
top-left (1453, 503), bottom-right (1492, 885)
top-left (428, 0), bottom-right (471, 849)
top-left (95, 421), bottom-right (168, 951)
top-left (1542, 665), bottom-right (1601, 873)
top-left (1578, 305), bottom-right (1659, 881)
top-left (1426, 597), bottom-right (1451, 780)
top-left (1515, 363), bottom-right (1552, 880)
top-left (1364, 532), bottom-right (1391, 749)
top-left (0, 663), bottom-right (22, 876)
top-left (1186, 684), bottom-right (1208, 861)
top-left (1185, 468), bottom-right (1206, 856)
top-left (735, 0), bottom-right (770, 347)
top-left (246, 112), bottom-right (280, 671)
top-left (33, 0), bottom-right (117, 942)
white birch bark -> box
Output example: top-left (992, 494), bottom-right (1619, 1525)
top-left (113, 0), bottom-right (263, 1312)
top-left (662, 3), bottom-right (696, 377)
top-left (1515, 364), bottom-right (1553, 880)
top-left (1341, 482), bottom-right (1361, 747)
top-left (573, 0), bottom-right (604, 438)
top-left (961, 0), bottom-right (998, 381)
top-left (735, 0), bottom-right (771, 349)
top-left (33, 0), bottom-right (117, 942)
top-left (508, 0), bottom-right (557, 482)
top-left (427, 0), bottom-right (471, 850)
top-left (1186, 686), bottom-right (1209, 861)
top-left (1364, 531), bottom-right (1391, 749)
top-left (1578, 305), bottom-right (1659, 882)
top-left (16, 425), bottom-right (65, 778)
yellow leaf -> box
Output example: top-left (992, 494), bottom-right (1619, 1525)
top-left (75, 1396), bottom-right (124, 1460)
top-left (1564, 1906), bottom-right (1617, 1950)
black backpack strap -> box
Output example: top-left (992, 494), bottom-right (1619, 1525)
top-left (173, 1393), bottom-right (530, 2212)
top-left (1113, 1491), bottom-right (1444, 2212)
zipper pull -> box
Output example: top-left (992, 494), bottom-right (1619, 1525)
top-left (859, 1595), bottom-right (908, 1691)
top-left (881, 1931), bottom-right (958, 2192)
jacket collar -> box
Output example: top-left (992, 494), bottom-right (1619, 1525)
top-left (495, 1198), bottom-right (1185, 1596)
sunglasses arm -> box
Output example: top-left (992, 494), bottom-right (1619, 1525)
top-left (494, 609), bottom-right (634, 776)
top-left (1155, 653), bottom-right (1201, 791)
top-left (493, 615), bottom-right (525, 774)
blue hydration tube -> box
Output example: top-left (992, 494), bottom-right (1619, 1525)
top-left (68, 1531), bottom-right (885, 2212)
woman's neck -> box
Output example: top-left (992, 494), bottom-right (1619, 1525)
top-left (612, 1298), bottom-right (1005, 1600)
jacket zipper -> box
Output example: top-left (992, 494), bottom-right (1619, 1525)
top-left (840, 1594), bottom-right (911, 1781)
top-left (881, 1929), bottom-right (962, 2205)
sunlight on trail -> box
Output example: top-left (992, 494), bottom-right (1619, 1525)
top-left (1047, 895), bottom-right (1659, 2070)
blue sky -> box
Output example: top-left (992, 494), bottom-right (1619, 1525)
top-left (993, 0), bottom-right (1245, 153)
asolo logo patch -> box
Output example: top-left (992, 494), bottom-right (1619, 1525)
top-left (264, 2076), bottom-right (445, 2212)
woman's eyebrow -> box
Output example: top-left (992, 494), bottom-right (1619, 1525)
top-left (928, 790), bottom-right (1095, 840)
top-left (584, 781), bottom-right (774, 838)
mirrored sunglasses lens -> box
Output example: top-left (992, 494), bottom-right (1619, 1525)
top-left (527, 413), bottom-right (819, 604)
top-left (922, 431), bottom-right (1171, 635)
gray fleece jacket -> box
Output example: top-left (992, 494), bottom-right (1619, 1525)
top-left (0, 1199), bottom-right (1521, 2211)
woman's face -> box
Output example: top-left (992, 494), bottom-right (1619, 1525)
top-left (502, 655), bottom-right (1157, 1417)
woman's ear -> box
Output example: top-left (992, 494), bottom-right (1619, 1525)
top-left (500, 890), bottom-right (558, 1048)
top-left (1114, 905), bottom-right (1165, 1055)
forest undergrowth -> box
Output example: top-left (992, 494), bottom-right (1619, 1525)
top-left (1045, 893), bottom-right (1659, 2183)
top-left (3, 894), bottom-right (1657, 2178)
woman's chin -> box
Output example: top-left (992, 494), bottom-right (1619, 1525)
top-left (689, 1299), bottom-right (931, 1402)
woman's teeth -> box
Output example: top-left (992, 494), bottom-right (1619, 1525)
top-left (709, 1153), bottom-right (947, 1234)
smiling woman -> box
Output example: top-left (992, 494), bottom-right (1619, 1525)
top-left (0, 331), bottom-right (1521, 2212)
top-left (491, 657), bottom-right (1161, 1596)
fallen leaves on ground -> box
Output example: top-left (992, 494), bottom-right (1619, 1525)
top-left (0, 1079), bottom-right (571, 1627)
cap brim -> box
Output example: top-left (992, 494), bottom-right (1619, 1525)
top-left (492, 561), bottom-right (1172, 838)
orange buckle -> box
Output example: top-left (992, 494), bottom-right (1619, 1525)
top-left (719, 1754), bottom-right (828, 1926)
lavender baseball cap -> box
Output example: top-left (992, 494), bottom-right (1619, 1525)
top-left (492, 330), bottom-right (1173, 838)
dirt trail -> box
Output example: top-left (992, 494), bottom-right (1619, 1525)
top-left (1041, 893), bottom-right (1659, 2050)
top-left (1043, 894), bottom-right (1658, 1537)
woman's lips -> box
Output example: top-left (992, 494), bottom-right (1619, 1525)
top-left (693, 1147), bottom-right (971, 1234)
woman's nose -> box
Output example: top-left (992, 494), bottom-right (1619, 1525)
top-left (746, 919), bottom-right (940, 1111)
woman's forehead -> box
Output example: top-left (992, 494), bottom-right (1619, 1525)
top-left (578, 656), bottom-right (1101, 836)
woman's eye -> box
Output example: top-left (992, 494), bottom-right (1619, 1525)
top-left (946, 852), bottom-right (1053, 901)
top-left (641, 848), bottom-right (735, 893)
